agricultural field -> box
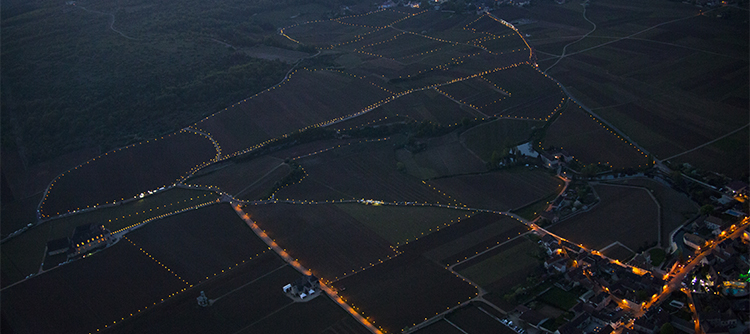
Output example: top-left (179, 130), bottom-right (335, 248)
top-left (524, 0), bottom-right (748, 172)
top-left (104, 253), bottom-right (361, 334)
top-left (335, 203), bottom-right (472, 246)
top-left (670, 127), bottom-right (749, 180)
top-left (331, 254), bottom-right (477, 334)
top-left (1, 241), bottom-right (188, 334)
top-left (455, 237), bottom-right (542, 289)
top-left (601, 243), bottom-right (635, 263)
top-left (125, 203), bottom-right (270, 285)
top-left (186, 155), bottom-right (288, 197)
top-left (396, 132), bottom-right (487, 179)
top-left (332, 89), bottom-right (483, 130)
top-left (2, 188), bottom-right (217, 287)
top-left (444, 303), bottom-right (516, 334)
top-left (427, 167), bottom-right (564, 211)
top-left (461, 118), bottom-right (542, 161)
top-left (455, 237), bottom-right (544, 310)
top-left (480, 64), bottom-right (566, 120)
top-left (548, 184), bottom-right (659, 252)
top-left (544, 103), bottom-right (652, 169)
top-left (245, 202), bottom-right (397, 281)
top-left (192, 68), bottom-right (392, 157)
top-left (272, 139), bottom-right (447, 203)
top-left (606, 177), bottom-right (698, 246)
top-left (39, 130), bottom-right (218, 218)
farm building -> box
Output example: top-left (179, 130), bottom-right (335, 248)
top-left (540, 149), bottom-right (572, 169)
top-left (282, 274), bottom-right (320, 300)
top-left (70, 223), bottom-right (113, 258)
top-left (46, 237), bottom-right (71, 256)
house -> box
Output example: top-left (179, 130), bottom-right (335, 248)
top-left (704, 216), bottom-right (724, 231)
top-left (70, 223), bottom-right (112, 258)
top-left (541, 149), bottom-right (573, 169)
top-left (283, 274), bottom-right (319, 300)
top-left (683, 233), bottom-right (706, 251)
top-left (46, 237), bottom-right (70, 256)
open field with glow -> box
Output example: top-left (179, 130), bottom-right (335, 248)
top-left (548, 184), bottom-right (659, 251)
top-left (427, 167), bottom-right (564, 211)
top-left (1, 241), bottom-right (187, 334)
top-left (39, 130), bottom-right (218, 218)
top-left (246, 203), bottom-right (396, 281)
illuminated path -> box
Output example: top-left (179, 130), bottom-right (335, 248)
top-left (636, 218), bottom-right (750, 318)
top-left (230, 203), bottom-right (383, 334)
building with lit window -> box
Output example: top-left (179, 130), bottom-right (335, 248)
top-left (69, 223), bottom-right (112, 258)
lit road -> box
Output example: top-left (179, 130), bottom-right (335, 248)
top-left (230, 203), bottom-right (383, 334)
top-left (635, 217), bottom-right (749, 319)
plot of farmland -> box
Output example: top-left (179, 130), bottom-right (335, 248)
top-left (246, 203), bottom-right (397, 281)
top-left (336, 203), bottom-right (472, 246)
top-left (669, 126), bottom-right (749, 180)
top-left (125, 203), bottom-right (271, 284)
top-left (461, 118), bottom-right (542, 161)
top-left (531, 0), bottom-right (748, 169)
top-left (337, 8), bottom-right (414, 28)
top-left (105, 254), bottom-right (345, 334)
top-left (544, 104), bottom-right (652, 169)
top-left (1, 241), bottom-right (187, 334)
top-left (480, 64), bottom-right (566, 120)
top-left (455, 237), bottom-right (543, 296)
top-left (186, 155), bottom-right (289, 198)
top-left (331, 89), bottom-right (481, 130)
top-left (396, 132), bottom-right (486, 179)
top-left (192, 68), bottom-right (391, 157)
top-left (607, 177), bottom-right (698, 246)
top-left (332, 254), bottom-right (477, 334)
top-left (427, 168), bottom-right (564, 211)
top-left (39, 130), bottom-right (218, 217)
top-left (548, 184), bottom-right (659, 251)
top-left (283, 20), bottom-right (376, 47)
top-left (272, 139), bottom-right (447, 203)
top-left (445, 303), bottom-right (517, 334)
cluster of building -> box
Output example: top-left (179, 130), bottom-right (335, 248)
top-left (508, 229), bottom-right (750, 334)
top-left (282, 274), bottom-right (320, 301)
top-left (540, 183), bottom-right (598, 225)
top-left (45, 223), bottom-right (114, 261)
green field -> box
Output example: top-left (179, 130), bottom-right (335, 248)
top-left (336, 203), bottom-right (471, 246)
top-left (538, 286), bottom-right (579, 311)
top-left (457, 237), bottom-right (541, 288)
top-left (462, 118), bottom-right (542, 161)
